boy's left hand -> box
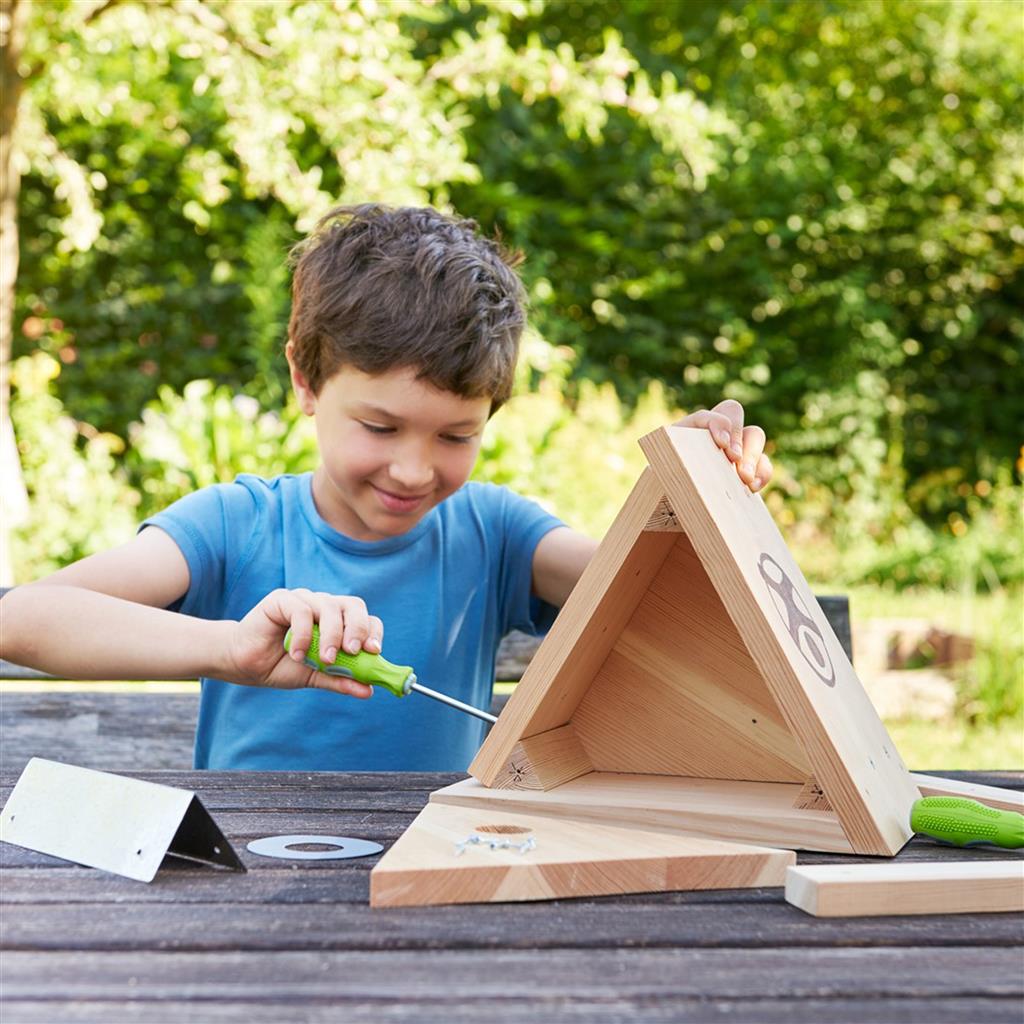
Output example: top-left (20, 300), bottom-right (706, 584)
top-left (675, 399), bottom-right (772, 493)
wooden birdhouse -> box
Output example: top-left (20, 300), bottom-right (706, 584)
top-left (370, 426), bottom-right (928, 907)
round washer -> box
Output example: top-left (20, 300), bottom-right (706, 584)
top-left (246, 834), bottom-right (384, 860)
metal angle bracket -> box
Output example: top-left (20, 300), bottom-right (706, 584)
top-left (0, 757), bottom-right (246, 882)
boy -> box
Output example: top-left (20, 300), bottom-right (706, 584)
top-left (0, 205), bottom-right (771, 771)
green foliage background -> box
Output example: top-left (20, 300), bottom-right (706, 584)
top-left (10, 1), bottom-right (1023, 614)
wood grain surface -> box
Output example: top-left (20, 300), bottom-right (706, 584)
top-left (786, 860), bottom-right (1024, 917)
top-left (1, 767), bottom-right (1022, 1023)
top-left (433, 773), bottom-right (857, 853)
top-left (639, 427), bottom-right (921, 854)
top-left (370, 801), bottom-right (793, 906)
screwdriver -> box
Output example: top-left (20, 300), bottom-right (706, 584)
top-left (283, 625), bottom-right (497, 725)
top-left (910, 796), bottom-right (1024, 850)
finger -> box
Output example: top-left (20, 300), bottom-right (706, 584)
top-left (751, 453), bottom-right (773, 492)
top-left (710, 399), bottom-right (745, 461)
top-left (675, 409), bottom-right (734, 454)
top-left (738, 424), bottom-right (767, 485)
top-left (283, 596), bottom-right (315, 663)
top-left (315, 597), bottom-right (346, 666)
top-left (340, 596), bottom-right (371, 654)
top-left (364, 616), bottom-right (384, 654)
top-left (307, 672), bottom-right (374, 699)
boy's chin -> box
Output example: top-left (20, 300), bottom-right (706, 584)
top-left (362, 501), bottom-right (434, 537)
top-left (370, 515), bottom-right (423, 537)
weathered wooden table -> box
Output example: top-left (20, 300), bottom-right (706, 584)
top-left (1, 766), bottom-right (1022, 1023)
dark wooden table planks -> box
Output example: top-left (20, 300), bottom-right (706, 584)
top-left (1, 768), bottom-right (1022, 1024)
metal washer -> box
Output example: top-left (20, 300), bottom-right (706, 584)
top-left (246, 834), bottom-right (383, 860)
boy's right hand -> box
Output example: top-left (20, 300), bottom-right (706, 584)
top-left (227, 589), bottom-right (382, 697)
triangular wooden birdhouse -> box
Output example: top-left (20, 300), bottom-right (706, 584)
top-left (437, 426), bottom-right (922, 857)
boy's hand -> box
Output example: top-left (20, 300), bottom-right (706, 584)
top-left (227, 589), bottom-right (382, 697)
top-left (675, 399), bottom-right (772, 492)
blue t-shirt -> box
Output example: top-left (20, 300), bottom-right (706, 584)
top-left (142, 474), bottom-right (563, 771)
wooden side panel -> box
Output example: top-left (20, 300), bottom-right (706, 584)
top-left (470, 469), bottom-right (676, 787)
top-left (640, 427), bottom-right (918, 855)
top-left (433, 773), bottom-right (855, 854)
top-left (370, 802), bottom-right (794, 908)
top-left (785, 862), bottom-right (1024, 917)
top-left (573, 531), bottom-right (810, 782)
top-left (491, 725), bottom-right (593, 791)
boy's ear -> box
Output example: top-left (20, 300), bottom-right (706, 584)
top-left (286, 341), bottom-right (317, 415)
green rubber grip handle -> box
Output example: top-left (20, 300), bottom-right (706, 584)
top-left (910, 796), bottom-right (1024, 849)
top-left (284, 625), bottom-right (414, 698)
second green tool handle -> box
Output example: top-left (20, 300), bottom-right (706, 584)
top-left (284, 626), bottom-right (414, 698)
top-left (910, 795), bottom-right (1024, 849)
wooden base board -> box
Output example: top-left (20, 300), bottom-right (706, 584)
top-left (432, 773), bottom-right (858, 854)
top-left (370, 802), bottom-right (794, 908)
top-left (785, 861), bottom-right (1024, 917)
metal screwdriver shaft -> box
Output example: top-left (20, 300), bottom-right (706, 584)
top-left (406, 681), bottom-right (496, 724)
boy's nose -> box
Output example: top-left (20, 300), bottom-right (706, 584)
top-left (388, 455), bottom-right (435, 491)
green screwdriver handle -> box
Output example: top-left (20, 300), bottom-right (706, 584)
top-left (284, 625), bottom-right (415, 698)
top-left (910, 796), bottom-right (1024, 849)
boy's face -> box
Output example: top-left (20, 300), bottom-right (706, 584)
top-left (289, 354), bottom-right (491, 541)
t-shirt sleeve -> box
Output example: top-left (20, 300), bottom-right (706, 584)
top-left (139, 483), bottom-right (260, 619)
top-left (494, 486), bottom-right (566, 637)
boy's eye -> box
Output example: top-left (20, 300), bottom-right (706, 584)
top-left (360, 422), bottom-right (394, 435)
top-left (441, 434), bottom-right (476, 445)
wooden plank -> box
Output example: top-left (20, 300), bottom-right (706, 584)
top-left (0, 866), bottom-right (377, 902)
top-left (494, 630), bottom-right (543, 681)
top-left (369, 802), bottom-right (792, 907)
top-left (640, 426), bottom-right (919, 855)
top-left (815, 595), bottom-right (852, 665)
top-left (785, 861), bottom-right (1024, 917)
top-left (433, 774), bottom-right (856, 853)
top-left (912, 773), bottom-right (1024, 813)
top-left (2, 997), bottom-right (1021, 1024)
top-left (4, 898), bottom-right (1024, 951)
top-left (573, 531), bottom-right (810, 782)
top-left (0, 692), bottom-right (198, 772)
top-left (470, 469), bottom-right (677, 786)
top-left (1, 948), bottom-right (1019, 1000)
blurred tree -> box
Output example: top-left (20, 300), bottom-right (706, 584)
top-left (427, 0), bottom-right (1022, 534)
top-left (8, 0), bottom-right (1021, 583)
top-left (11, 0), bottom-right (482, 434)
top-left (1, 0), bottom-right (30, 583)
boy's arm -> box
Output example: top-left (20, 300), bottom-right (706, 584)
top-left (0, 528), bottom-right (373, 698)
top-left (0, 527), bottom-right (229, 680)
top-left (531, 527), bottom-right (600, 608)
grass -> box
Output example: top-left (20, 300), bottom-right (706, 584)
top-left (841, 582), bottom-right (1023, 769)
top-left (886, 719), bottom-right (1023, 771)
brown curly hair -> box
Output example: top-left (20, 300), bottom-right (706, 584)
top-left (287, 204), bottom-right (526, 411)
